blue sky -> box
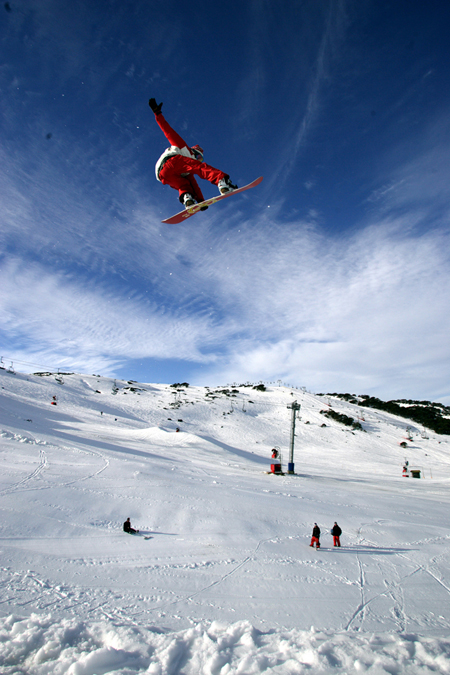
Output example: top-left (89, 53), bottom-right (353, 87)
top-left (1, 0), bottom-right (450, 402)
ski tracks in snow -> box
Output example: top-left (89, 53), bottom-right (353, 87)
top-left (344, 549), bottom-right (368, 632)
top-left (0, 436), bottom-right (48, 496)
top-left (0, 430), bottom-right (110, 496)
top-left (344, 525), bottom-right (410, 633)
top-left (344, 529), bottom-right (450, 634)
top-left (126, 536), bottom-right (277, 623)
top-left (0, 567), bottom-right (135, 620)
top-left (185, 537), bottom-right (270, 604)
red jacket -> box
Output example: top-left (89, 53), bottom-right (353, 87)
top-left (155, 114), bottom-right (199, 182)
top-left (153, 112), bottom-right (226, 203)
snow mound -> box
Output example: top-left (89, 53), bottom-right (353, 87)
top-left (0, 430), bottom-right (48, 445)
top-left (128, 427), bottom-right (199, 443)
top-left (1, 614), bottom-right (450, 675)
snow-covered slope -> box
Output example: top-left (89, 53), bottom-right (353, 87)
top-left (1, 369), bottom-right (449, 674)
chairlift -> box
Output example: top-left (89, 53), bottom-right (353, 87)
top-left (7, 362), bottom-right (15, 374)
top-left (55, 372), bottom-right (64, 385)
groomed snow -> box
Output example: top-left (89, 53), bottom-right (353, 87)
top-left (1, 369), bottom-right (450, 674)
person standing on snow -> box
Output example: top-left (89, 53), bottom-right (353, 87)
top-left (149, 98), bottom-right (238, 208)
top-left (310, 523), bottom-right (321, 549)
top-left (331, 522), bottom-right (342, 547)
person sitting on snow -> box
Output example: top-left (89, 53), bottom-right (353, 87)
top-left (149, 98), bottom-right (238, 208)
top-left (123, 517), bottom-right (139, 534)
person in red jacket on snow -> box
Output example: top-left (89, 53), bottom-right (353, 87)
top-left (149, 98), bottom-right (238, 208)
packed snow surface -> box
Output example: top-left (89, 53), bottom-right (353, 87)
top-left (1, 369), bottom-right (449, 674)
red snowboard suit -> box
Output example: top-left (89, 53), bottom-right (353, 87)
top-left (153, 112), bottom-right (228, 204)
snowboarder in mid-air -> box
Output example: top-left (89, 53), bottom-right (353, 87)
top-left (123, 517), bottom-right (139, 534)
top-left (149, 98), bottom-right (238, 208)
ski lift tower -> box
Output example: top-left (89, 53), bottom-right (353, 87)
top-left (287, 400), bottom-right (301, 474)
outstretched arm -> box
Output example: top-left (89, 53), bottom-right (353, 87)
top-left (149, 98), bottom-right (163, 115)
top-left (149, 98), bottom-right (188, 149)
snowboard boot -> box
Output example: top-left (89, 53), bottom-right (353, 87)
top-left (218, 176), bottom-right (238, 194)
top-left (182, 193), bottom-right (196, 207)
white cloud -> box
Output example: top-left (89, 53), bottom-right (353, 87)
top-left (0, 258), bottom-right (219, 370)
top-left (190, 215), bottom-right (450, 400)
top-left (2, 193), bottom-right (450, 401)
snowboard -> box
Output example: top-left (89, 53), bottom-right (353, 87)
top-left (162, 176), bottom-right (263, 224)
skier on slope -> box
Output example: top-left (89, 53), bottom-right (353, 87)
top-left (149, 98), bottom-right (238, 208)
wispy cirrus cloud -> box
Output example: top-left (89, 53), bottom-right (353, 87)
top-left (0, 258), bottom-right (220, 372)
top-left (267, 0), bottom-right (349, 192)
top-left (4, 199), bottom-right (449, 402)
top-left (366, 113), bottom-right (450, 223)
top-left (189, 213), bottom-right (450, 401)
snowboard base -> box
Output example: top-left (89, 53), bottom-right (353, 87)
top-left (162, 176), bottom-right (263, 224)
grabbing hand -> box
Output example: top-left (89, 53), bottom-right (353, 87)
top-left (149, 98), bottom-right (163, 115)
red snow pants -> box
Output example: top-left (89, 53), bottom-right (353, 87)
top-left (158, 154), bottom-right (226, 203)
top-left (333, 536), bottom-right (341, 547)
top-left (310, 536), bottom-right (320, 548)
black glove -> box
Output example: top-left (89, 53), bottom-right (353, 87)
top-left (149, 98), bottom-right (163, 115)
